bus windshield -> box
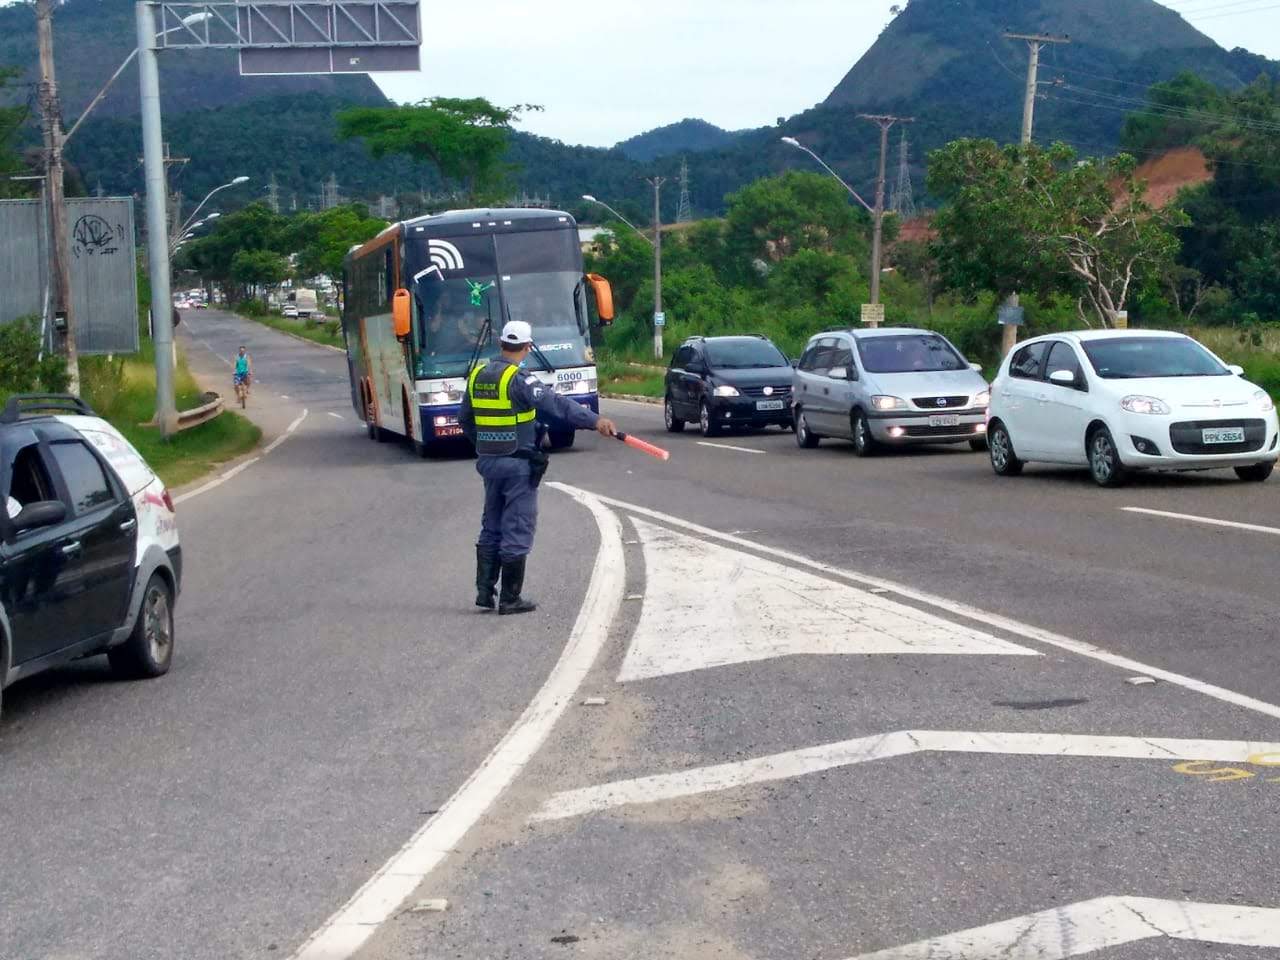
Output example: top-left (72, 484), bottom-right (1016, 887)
top-left (502, 270), bottom-right (587, 370)
top-left (416, 275), bottom-right (500, 377)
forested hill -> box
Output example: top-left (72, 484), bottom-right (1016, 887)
top-left (0, 0), bottom-right (384, 119)
top-left (616, 119), bottom-right (741, 162)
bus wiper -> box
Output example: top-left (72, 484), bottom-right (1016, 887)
top-left (467, 299), bottom-right (494, 374)
top-left (528, 341), bottom-right (556, 373)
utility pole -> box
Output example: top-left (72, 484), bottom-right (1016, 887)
top-left (859, 114), bottom-right (913, 310)
top-left (646, 176), bottom-right (666, 360)
top-left (35, 0), bottom-right (78, 394)
top-left (1002, 31), bottom-right (1070, 354)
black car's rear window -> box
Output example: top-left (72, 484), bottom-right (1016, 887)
top-left (705, 339), bottom-right (788, 369)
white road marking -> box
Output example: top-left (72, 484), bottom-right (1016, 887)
top-left (530, 730), bottom-right (1280, 822)
top-left (620, 519), bottom-right (1035, 681)
top-left (327, 412), bottom-right (344, 420)
top-left (289, 487), bottom-right (625, 960)
top-left (175, 409), bottom-right (308, 503)
top-left (844, 895), bottom-right (1280, 959)
top-left (696, 441), bottom-right (765, 454)
top-left (279, 395), bottom-right (290, 400)
top-left (1123, 505), bottom-right (1280, 537)
top-left (556, 487), bottom-right (1280, 722)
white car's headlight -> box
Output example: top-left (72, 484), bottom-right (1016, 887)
top-left (712, 385), bottom-right (740, 397)
top-left (1120, 395), bottom-right (1171, 415)
top-left (972, 389), bottom-right (991, 408)
top-left (1254, 389), bottom-right (1275, 413)
top-left (871, 395), bottom-right (907, 411)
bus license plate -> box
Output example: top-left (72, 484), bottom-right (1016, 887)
top-left (756, 399), bottom-right (785, 411)
top-left (435, 425), bottom-right (464, 438)
top-left (929, 414), bottom-right (960, 427)
top-left (1202, 427), bottom-right (1244, 444)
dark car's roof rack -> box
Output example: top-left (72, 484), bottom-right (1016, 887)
top-left (1, 393), bottom-right (97, 424)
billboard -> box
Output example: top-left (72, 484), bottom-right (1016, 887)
top-left (0, 197), bottom-right (140, 355)
top-left (154, 2), bottom-right (421, 75)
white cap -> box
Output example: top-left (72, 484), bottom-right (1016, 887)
top-left (500, 320), bottom-right (533, 347)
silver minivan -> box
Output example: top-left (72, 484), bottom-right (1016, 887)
top-left (791, 327), bottom-right (991, 455)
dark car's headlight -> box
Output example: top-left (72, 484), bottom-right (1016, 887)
top-left (712, 385), bottom-right (740, 397)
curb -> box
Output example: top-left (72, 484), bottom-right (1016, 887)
top-left (602, 392), bottom-right (661, 405)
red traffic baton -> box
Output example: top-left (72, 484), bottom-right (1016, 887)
top-left (616, 432), bottom-right (670, 462)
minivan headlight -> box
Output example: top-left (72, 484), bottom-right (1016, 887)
top-left (1120, 395), bottom-right (1171, 415)
top-left (972, 389), bottom-right (991, 408)
top-left (712, 385), bottom-right (740, 397)
top-left (871, 395), bottom-right (907, 411)
top-left (1254, 389), bottom-right (1275, 413)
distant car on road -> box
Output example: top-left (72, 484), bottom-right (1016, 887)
top-left (665, 335), bottom-right (795, 436)
top-left (792, 328), bottom-right (990, 455)
top-left (0, 395), bottom-right (182, 719)
top-left (987, 330), bottom-right (1279, 486)
top-left (282, 304), bottom-right (299, 319)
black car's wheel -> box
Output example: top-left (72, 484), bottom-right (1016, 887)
top-left (664, 396), bottom-right (685, 433)
top-left (969, 437), bottom-right (989, 452)
top-left (1235, 461), bottom-right (1275, 482)
top-left (1088, 426), bottom-right (1129, 488)
top-left (548, 431), bottom-right (575, 450)
top-left (699, 401), bottom-right (720, 437)
top-left (988, 422), bottom-right (1023, 477)
top-left (795, 409), bottom-right (820, 448)
top-left (852, 411), bottom-right (878, 457)
top-left (109, 573), bottom-right (175, 679)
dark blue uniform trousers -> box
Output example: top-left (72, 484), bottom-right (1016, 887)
top-left (476, 456), bottom-right (537, 562)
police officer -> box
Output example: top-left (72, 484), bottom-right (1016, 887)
top-left (460, 320), bottom-right (617, 615)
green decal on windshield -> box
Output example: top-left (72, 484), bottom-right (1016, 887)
top-left (467, 279), bottom-right (496, 307)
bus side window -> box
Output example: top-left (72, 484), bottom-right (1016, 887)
top-left (385, 247), bottom-right (396, 304)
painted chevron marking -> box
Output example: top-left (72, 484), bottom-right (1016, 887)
top-left (529, 730), bottom-right (1280, 822)
top-left (845, 895), bottom-right (1280, 959)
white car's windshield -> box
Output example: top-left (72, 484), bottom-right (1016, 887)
top-left (1082, 338), bottom-right (1229, 379)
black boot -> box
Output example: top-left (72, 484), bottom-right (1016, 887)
top-left (498, 556), bottom-right (537, 615)
top-left (475, 546), bottom-right (500, 610)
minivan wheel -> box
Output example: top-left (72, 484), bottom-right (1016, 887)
top-left (1235, 461), bottom-right (1275, 482)
top-left (852, 411), bottom-right (878, 457)
top-left (699, 401), bottom-right (720, 437)
top-left (109, 573), bottom-right (175, 679)
top-left (664, 396), bottom-right (685, 433)
top-left (988, 423), bottom-right (1023, 476)
top-left (1088, 427), bottom-right (1129, 487)
top-left (795, 409), bottom-right (820, 448)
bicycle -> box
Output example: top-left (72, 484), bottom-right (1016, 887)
top-left (233, 373), bottom-right (251, 408)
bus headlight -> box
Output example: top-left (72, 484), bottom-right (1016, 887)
top-left (419, 379), bottom-right (466, 405)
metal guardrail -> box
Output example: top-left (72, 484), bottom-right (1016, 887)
top-left (175, 391), bottom-right (224, 431)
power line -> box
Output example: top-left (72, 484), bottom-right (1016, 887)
top-left (1057, 83), bottom-right (1280, 134)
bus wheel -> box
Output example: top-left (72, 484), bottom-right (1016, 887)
top-left (548, 431), bottom-right (575, 450)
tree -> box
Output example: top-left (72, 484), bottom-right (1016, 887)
top-left (928, 139), bottom-right (1185, 326)
top-left (336, 97), bottom-right (536, 201)
top-left (0, 66), bottom-right (31, 198)
top-left (180, 202), bottom-right (288, 295)
top-left (229, 249), bottom-right (288, 299)
top-left (280, 204), bottom-right (387, 280)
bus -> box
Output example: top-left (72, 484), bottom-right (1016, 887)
top-left (342, 208), bottom-right (614, 456)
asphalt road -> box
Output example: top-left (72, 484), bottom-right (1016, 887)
top-left (6, 311), bottom-right (1279, 960)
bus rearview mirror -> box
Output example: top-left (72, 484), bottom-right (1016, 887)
top-left (392, 288), bottom-right (411, 338)
top-left (586, 273), bottom-right (614, 326)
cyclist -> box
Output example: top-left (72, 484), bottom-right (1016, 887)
top-left (233, 345), bottom-right (253, 407)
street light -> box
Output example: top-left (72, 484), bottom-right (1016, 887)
top-left (782, 136), bottom-right (890, 314)
top-left (581, 195), bottom-right (653, 247)
top-left (178, 176), bottom-right (248, 237)
top-left (583, 191), bottom-right (667, 359)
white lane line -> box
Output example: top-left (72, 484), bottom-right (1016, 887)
top-left (1123, 506), bottom-right (1280, 537)
top-left (280, 395), bottom-right (291, 400)
top-left (696, 441), bottom-right (765, 455)
top-left (554, 486), bottom-right (1280, 722)
top-left (327, 412), bottom-right (344, 420)
top-left (175, 409), bottom-right (308, 503)
top-left (845, 896), bottom-right (1280, 959)
top-left (289, 487), bottom-right (625, 960)
top-left (531, 729), bottom-right (1280, 822)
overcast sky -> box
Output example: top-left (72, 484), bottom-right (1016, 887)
top-left (370, 0), bottom-right (1280, 146)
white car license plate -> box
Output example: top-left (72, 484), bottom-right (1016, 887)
top-left (929, 414), bottom-right (961, 427)
top-left (756, 399), bottom-right (785, 411)
top-left (1202, 427), bottom-right (1245, 445)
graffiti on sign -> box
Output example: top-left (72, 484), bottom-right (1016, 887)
top-left (72, 214), bottom-right (125, 258)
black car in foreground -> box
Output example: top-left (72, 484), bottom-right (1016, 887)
top-left (665, 335), bottom-right (795, 437)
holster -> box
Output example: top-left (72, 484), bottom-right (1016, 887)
top-left (514, 449), bottom-right (551, 488)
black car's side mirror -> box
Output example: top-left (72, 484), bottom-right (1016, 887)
top-left (12, 500), bottom-right (67, 533)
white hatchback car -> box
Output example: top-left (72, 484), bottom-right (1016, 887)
top-left (987, 330), bottom-right (1279, 486)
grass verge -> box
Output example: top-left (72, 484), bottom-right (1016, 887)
top-left (241, 309), bottom-right (345, 350)
top-left (82, 346), bottom-right (261, 489)
top-left (1192, 326), bottom-right (1280, 400)
top-left (598, 357), bottom-right (664, 398)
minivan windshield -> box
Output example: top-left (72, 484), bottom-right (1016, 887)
top-left (1081, 337), bottom-right (1229, 379)
top-left (705, 339), bottom-right (788, 369)
top-left (857, 334), bottom-right (966, 373)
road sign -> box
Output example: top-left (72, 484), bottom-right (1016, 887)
top-left (997, 304), bottom-right (1025, 326)
top-left (154, 2), bottom-right (422, 76)
top-left (860, 303), bottom-right (884, 325)
top-left (1114, 310), bottom-right (1129, 329)
top-left (653, 311), bottom-right (666, 327)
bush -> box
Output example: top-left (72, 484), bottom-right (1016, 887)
top-left (234, 299), bottom-right (270, 318)
top-left (0, 316), bottom-right (70, 397)
top-left (80, 354), bottom-right (128, 418)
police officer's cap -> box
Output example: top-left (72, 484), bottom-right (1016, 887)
top-left (500, 320), bottom-right (533, 348)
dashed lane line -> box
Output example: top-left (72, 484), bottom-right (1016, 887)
top-left (1123, 505), bottom-right (1280, 537)
top-left (530, 730), bottom-right (1280, 822)
top-left (175, 409), bottom-right (308, 503)
top-left (696, 440), bottom-right (766, 454)
top-left (551, 485), bottom-right (1280, 722)
top-left (288, 486), bottom-right (625, 960)
top-left (327, 412), bottom-right (344, 420)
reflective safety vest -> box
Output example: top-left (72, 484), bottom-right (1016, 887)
top-left (468, 360), bottom-right (536, 456)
